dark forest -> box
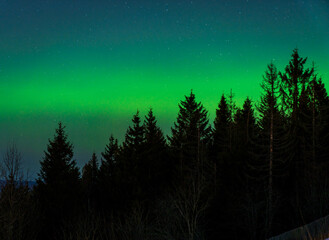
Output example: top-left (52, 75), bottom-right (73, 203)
top-left (1, 49), bottom-right (329, 239)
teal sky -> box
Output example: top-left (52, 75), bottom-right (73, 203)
top-left (1, 0), bottom-right (329, 177)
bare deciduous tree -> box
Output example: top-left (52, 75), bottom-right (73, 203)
top-left (0, 144), bottom-right (34, 240)
top-left (1, 143), bottom-right (23, 182)
top-left (156, 173), bottom-right (210, 240)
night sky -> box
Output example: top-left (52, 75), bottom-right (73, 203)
top-left (1, 0), bottom-right (329, 178)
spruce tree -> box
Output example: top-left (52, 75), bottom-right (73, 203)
top-left (257, 63), bottom-right (286, 237)
top-left (205, 94), bottom-right (233, 240)
top-left (212, 94), bottom-right (231, 159)
top-left (82, 152), bottom-right (99, 212)
top-left (211, 94), bottom-right (231, 197)
top-left (143, 109), bottom-right (169, 199)
top-left (144, 109), bottom-right (166, 148)
top-left (169, 90), bottom-right (211, 177)
top-left (232, 97), bottom-right (258, 239)
top-left (124, 111), bottom-right (145, 149)
top-left (119, 111), bottom-right (145, 206)
top-left (234, 97), bottom-right (258, 182)
top-left (302, 75), bottom-right (329, 220)
top-left (36, 122), bottom-right (81, 239)
top-left (82, 153), bottom-right (99, 183)
top-left (98, 135), bottom-right (119, 214)
top-left (279, 48), bottom-right (314, 118)
top-left (235, 97), bottom-right (257, 148)
top-left (279, 49), bottom-right (314, 227)
top-left (100, 135), bottom-right (119, 180)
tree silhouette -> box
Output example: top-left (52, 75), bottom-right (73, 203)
top-left (279, 49), bottom-right (314, 227)
top-left (143, 109), bottom-right (170, 202)
top-left (212, 94), bottom-right (231, 165)
top-left (256, 63), bottom-right (287, 237)
top-left (118, 111), bottom-right (145, 208)
top-left (1, 48), bottom-right (329, 240)
top-left (100, 135), bottom-right (119, 178)
top-left (82, 152), bottom-right (99, 213)
top-left (36, 122), bottom-right (81, 240)
top-left (169, 90), bottom-right (211, 179)
top-left (0, 144), bottom-right (34, 240)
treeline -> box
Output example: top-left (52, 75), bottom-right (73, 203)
top-left (1, 49), bottom-right (329, 240)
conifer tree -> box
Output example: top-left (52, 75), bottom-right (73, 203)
top-left (82, 153), bottom-right (99, 183)
top-left (279, 49), bottom-right (314, 227)
top-left (235, 97), bottom-right (257, 147)
top-left (143, 109), bottom-right (169, 199)
top-left (302, 74), bottom-right (329, 220)
top-left (279, 49), bottom-right (314, 118)
top-left (119, 111), bottom-right (145, 205)
top-left (211, 94), bottom-right (231, 193)
top-left (305, 75), bottom-right (329, 170)
top-left (257, 63), bottom-right (286, 237)
top-left (144, 109), bottom-right (166, 148)
top-left (100, 135), bottom-right (119, 179)
top-left (98, 135), bottom-right (119, 214)
top-left (230, 97), bottom-right (258, 238)
top-left (122, 111), bottom-right (145, 169)
top-left (213, 94), bottom-right (231, 158)
top-left (36, 122), bottom-right (81, 240)
top-left (235, 97), bottom-right (258, 183)
top-left (169, 91), bottom-right (211, 177)
top-left (82, 152), bottom-right (99, 212)
top-left (122, 111), bottom-right (145, 154)
top-left (211, 93), bottom-right (238, 194)
top-left (206, 94), bottom-right (234, 240)
top-left (227, 89), bottom-right (237, 151)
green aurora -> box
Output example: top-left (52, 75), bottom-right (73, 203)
top-left (0, 0), bottom-right (328, 176)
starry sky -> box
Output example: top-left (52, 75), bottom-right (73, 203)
top-left (1, 0), bottom-right (329, 178)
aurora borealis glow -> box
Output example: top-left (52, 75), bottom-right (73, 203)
top-left (1, 0), bottom-right (329, 177)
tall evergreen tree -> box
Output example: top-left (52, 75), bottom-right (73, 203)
top-left (234, 97), bottom-right (258, 182)
top-left (82, 153), bottom-right (99, 184)
top-left (301, 74), bottom-right (329, 221)
top-left (279, 48), bottom-right (314, 118)
top-left (233, 98), bottom-right (258, 238)
top-left (257, 63), bottom-right (287, 237)
top-left (207, 94), bottom-right (235, 240)
top-left (279, 49), bottom-right (314, 228)
top-left (304, 75), bottom-right (329, 172)
top-left (119, 111), bottom-right (145, 206)
top-left (100, 135), bottom-right (119, 180)
top-left (211, 94), bottom-right (231, 197)
top-left (144, 109), bottom-right (166, 148)
top-left (98, 135), bottom-right (119, 214)
top-left (227, 89), bottom-right (238, 152)
top-left (235, 97), bottom-right (257, 148)
top-left (122, 111), bottom-right (145, 158)
top-left (169, 91), bottom-right (211, 177)
top-left (36, 122), bottom-right (81, 240)
top-left (82, 152), bottom-right (99, 212)
top-left (212, 94), bottom-right (231, 161)
top-left (143, 109), bottom-right (170, 198)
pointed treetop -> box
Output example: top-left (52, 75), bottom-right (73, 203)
top-left (144, 108), bottom-right (166, 146)
top-left (102, 134), bottom-right (119, 163)
top-left (280, 48), bottom-right (314, 86)
top-left (123, 110), bottom-right (145, 149)
top-left (38, 122), bottom-right (79, 185)
top-left (170, 91), bottom-right (211, 146)
top-left (214, 94), bottom-right (230, 130)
